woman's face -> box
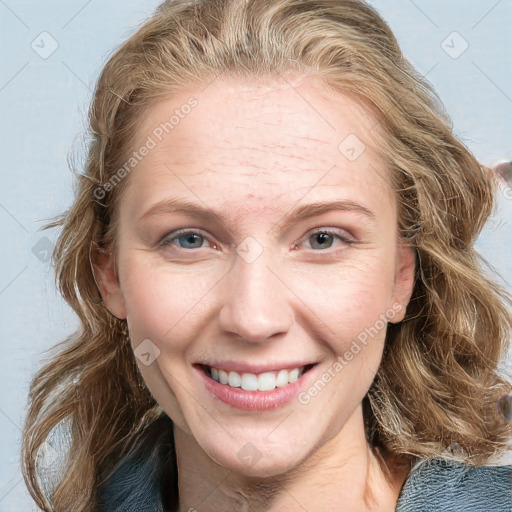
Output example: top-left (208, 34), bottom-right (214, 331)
top-left (95, 74), bottom-right (415, 477)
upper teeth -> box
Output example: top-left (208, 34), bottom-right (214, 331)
top-left (209, 366), bottom-right (305, 391)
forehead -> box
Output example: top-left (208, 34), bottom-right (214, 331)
top-left (137, 74), bottom-right (382, 159)
top-left (122, 74), bottom-right (392, 219)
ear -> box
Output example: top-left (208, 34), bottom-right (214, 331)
top-left (90, 244), bottom-right (127, 319)
top-left (388, 241), bottom-right (416, 323)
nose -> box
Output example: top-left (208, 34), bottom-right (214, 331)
top-left (218, 247), bottom-right (294, 344)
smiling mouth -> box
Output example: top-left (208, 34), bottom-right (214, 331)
top-left (197, 363), bottom-right (316, 392)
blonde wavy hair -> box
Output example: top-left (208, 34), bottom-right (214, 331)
top-left (21, 0), bottom-right (512, 510)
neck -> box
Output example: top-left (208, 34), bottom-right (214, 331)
top-left (172, 404), bottom-right (409, 512)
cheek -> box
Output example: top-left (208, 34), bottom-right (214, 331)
top-left (119, 244), bottom-right (396, 354)
top-left (119, 252), bottom-right (221, 344)
top-left (290, 253), bottom-right (395, 349)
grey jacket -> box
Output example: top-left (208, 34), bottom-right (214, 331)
top-left (395, 456), bottom-right (512, 511)
top-left (95, 416), bottom-right (512, 511)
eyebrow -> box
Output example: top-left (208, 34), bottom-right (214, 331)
top-left (138, 197), bottom-right (376, 231)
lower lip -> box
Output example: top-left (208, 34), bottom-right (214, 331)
top-left (194, 364), bottom-right (319, 411)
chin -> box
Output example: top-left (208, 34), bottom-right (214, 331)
top-left (216, 451), bottom-right (302, 479)
top-left (198, 433), bottom-right (310, 478)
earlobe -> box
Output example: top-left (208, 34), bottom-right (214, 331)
top-left (389, 243), bottom-right (416, 323)
top-left (90, 243), bottom-right (127, 319)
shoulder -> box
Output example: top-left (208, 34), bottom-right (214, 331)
top-left (95, 413), bottom-right (175, 512)
top-left (395, 456), bottom-right (512, 512)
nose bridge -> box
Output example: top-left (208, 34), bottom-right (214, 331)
top-left (218, 244), bottom-right (294, 343)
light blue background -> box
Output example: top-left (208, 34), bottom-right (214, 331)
top-left (1, 1), bottom-right (511, 509)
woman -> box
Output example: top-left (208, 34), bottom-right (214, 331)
top-left (21, 1), bottom-right (512, 511)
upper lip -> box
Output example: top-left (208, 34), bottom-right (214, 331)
top-left (195, 361), bottom-right (318, 374)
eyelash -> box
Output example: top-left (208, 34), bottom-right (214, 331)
top-left (293, 228), bottom-right (355, 251)
top-left (157, 227), bottom-right (355, 253)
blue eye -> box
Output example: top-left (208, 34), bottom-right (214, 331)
top-left (157, 227), bottom-right (354, 254)
top-left (302, 229), bottom-right (353, 251)
top-left (158, 229), bottom-right (212, 250)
